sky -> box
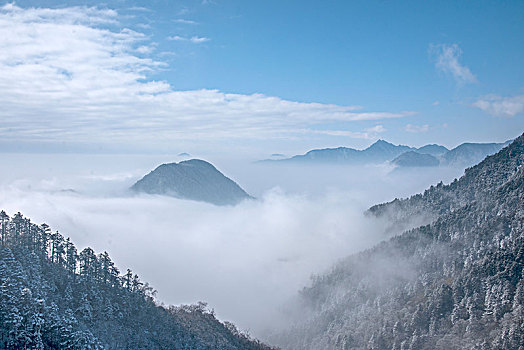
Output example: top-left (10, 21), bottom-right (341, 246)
top-left (0, 0), bottom-right (523, 157)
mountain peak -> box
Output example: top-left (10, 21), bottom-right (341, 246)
top-left (366, 139), bottom-right (406, 152)
top-left (363, 139), bottom-right (413, 159)
top-left (131, 159), bottom-right (252, 205)
top-left (178, 158), bottom-right (215, 168)
top-left (369, 139), bottom-right (393, 147)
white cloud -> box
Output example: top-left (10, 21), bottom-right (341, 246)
top-left (472, 94), bottom-right (524, 117)
top-left (404, 124), bottom-right (429, 133)
top-left (190, 36), bottom-right (209, 43)
top-left (127, 6), bottom-right (153, 13)
top-left (301, 124), bottom-right (386, 140)
top-left (0, 4), bottom-right (413, 152)
top-left (366, 124), bottom-right (386, 134)
top-left (136, 45), bottom-right (154, 54)
top-left (167, 35), bottom-right (185, 41)
top-left (167, 35), bottom-right (184, 41)
top-left (173, 19), bottom-right (198, 25)
top-left (430, 43), bottom-right (477, 84)
top-left (168, 35), bottom-right (209, 43)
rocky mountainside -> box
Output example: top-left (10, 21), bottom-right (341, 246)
top-left (0, 212), bottom-right (273, 349)
top-left (272, 134), bottom-right (524, 350)
top-left (131, 159), bottom-right (252, 206)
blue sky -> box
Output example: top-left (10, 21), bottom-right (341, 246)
top-left (1, 0), bottom-right (523, 156)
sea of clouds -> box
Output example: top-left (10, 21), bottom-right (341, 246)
top-left (0, 153), bottom-right (464, 336)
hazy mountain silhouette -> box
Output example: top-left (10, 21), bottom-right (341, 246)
top-left (131, 159), bottom-right (252, 206)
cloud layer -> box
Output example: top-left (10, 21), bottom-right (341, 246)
top-left (0, 4), bottom-right (412, 152)
top-left (0, 152), bottom-right (465, 337)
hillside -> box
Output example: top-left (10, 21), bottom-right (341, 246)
top-left (442, 141), bottom-right (511, 167)
top-left (0, 213), bottom-right (273, 349)
top-left (271, 134), bottom-right (524, 349)
top-left (131, 159), bottom-right (252, 206)
top-left (368, 136), bottom-right (519, 229)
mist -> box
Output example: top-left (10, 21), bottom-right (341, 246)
top-left (0, 153), bottom-right (465, 337)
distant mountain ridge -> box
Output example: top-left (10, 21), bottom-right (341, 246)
top-left (262, 138), bottom-right (512, 168)
top-left (268, 139), bottom-right (412, 164)
top-left (131, 159), bottom-right (252, 206)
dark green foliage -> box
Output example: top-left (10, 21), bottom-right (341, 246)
top-left (0, 211), bottom-right (274, 349)
top-left (273, 134), bottom-right (524, 349)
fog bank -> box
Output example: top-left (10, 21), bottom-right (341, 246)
top-left (0, 153), bottom-right (465, 335)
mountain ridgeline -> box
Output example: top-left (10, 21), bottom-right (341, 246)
top-left (272, 140), bottom-right (413, 164)
top-left (0, 212), bottom-right (273, 349)
top-left (264, 139), bottom-right (511, 168)
top-left (131, 159), bottom-right (252, 206)
top-left (390, 151), bottom-right (440, 167)
top-left (272, 134), bottom-right (524, 349)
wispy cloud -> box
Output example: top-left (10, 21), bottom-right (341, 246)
top-left (472, 94), bottom-right (524, 117)
top-left (404, 124), bottom-right (429, 133)
top-left (168, 35), bottom-right (210, 43)
top-left (302, 124), bottom-right (386, 139)
top-left (168, 35), bottom-right (185, 41)
top-left (190, 36), bottom-right (210, 43)
top-left (174, 19), bottom-right (198, 25)
top-left (136, 45), bottom-right (154, 54)
top-left (127, 6), bottom-right (153, 13)
top-left (429, 43), bottom-right (477, 84)
top-left (366, 125), bottom-right (386, 134)
top-left (0, 4), bottom-right (413, 151)
top-left (345, 111), bottom-right (415, 121)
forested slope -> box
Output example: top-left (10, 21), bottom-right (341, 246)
top-left (0, 212), bottom-right (273, 349)
top-left (273, 134), bottom-right (524, 349)
top-left (368, 134), bottom-right (522, 230)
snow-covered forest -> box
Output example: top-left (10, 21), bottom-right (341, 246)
top-left (0, 210), bottom-right (274, 349)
